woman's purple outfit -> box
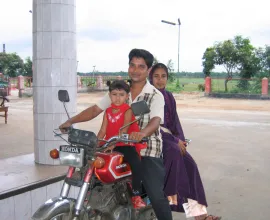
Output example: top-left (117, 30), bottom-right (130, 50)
top-left (159, 88), bottom-right (208, 212)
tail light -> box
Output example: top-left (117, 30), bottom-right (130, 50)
top-left (93, 157), bottom-right (105, 169)
top-left (50, 149), bottom-right (59, 159)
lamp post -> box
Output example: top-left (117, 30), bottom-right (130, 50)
top-left (161, 18), bottom-right (181, 73)
top-left (92, 65), bottom-right (96, 78)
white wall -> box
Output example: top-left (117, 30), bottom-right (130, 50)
top-left (0, 180), bottom-right (80, 220)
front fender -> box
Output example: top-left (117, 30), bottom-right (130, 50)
top-left (32, 197), bottom-right (76, 220)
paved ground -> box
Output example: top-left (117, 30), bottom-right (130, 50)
top-left (1, 92), bottom-right (270, 220)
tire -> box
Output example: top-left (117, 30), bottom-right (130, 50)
top-left (88, 211), bottom-right (114, 220)
top-left (50, 213), bottom-right (70, 220)
top-left (137, 206), bottom-right (157, 220)
top-left (50, 212), bottom-right (88, 220)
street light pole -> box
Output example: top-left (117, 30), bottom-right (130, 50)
top-left (161, 18), bottom-right (181, 73)
top-left (177, 18), bottom-right (181, 74)
top-left (92, 65), bottom-right (96, 78)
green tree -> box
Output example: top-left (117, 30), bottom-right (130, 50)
top-left (0, 52), bottom-right (24, 77)
top-left (234, 36), bottom-right (262, 89)
top-left (260, 45), bottom-right (270, 74)
top-left (202, 47), bottom-right (216, 76)
top-left (167, 59), bottom-right (175, 82)
top-left (215, 39), bottom-right (239, 92)
top-left (153, 56), bottom-right (159, 65)
top-left (175, 78), bottom-right (181, 89)
top-left (202, 35), bottom-right (262, 92)
top-left (23, 57), bottom-right (33, 77)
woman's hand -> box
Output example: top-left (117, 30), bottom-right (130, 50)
top-left (178, 140), bottom-right (186, 155)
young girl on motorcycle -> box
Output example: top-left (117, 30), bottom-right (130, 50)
top-left (97, 79), bottom-right (147, 209)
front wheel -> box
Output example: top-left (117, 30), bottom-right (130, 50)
top-left (50, 213), bottom-right (69, 220)
top-left (50, 212), bottom-right (88, 220)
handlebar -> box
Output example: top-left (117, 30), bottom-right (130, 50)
top-left (53, 128), bottom-right (149, 152)
top-left (185, 138), bottom-right (192, 146)
top-left (98, 134), bottom-right (149, 151)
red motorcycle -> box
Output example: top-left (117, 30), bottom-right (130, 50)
top-left (32, 90), bottom-right (156, 220)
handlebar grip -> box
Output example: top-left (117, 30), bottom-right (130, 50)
top-left (60, 126), bottom-right (73, 133)
top-left (140, 137), bottom-right (149, 143)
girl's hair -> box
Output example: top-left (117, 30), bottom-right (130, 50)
top-left (107, 80), bottom-right (130, 93)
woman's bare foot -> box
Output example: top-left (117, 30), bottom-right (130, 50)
top-left (195, 214), bottom-right (221, 220)
top-left (167, 195), bottom-right (178, 205)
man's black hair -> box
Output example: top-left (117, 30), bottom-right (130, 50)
top-left (128, 49), bottom-right (154, 69)
top-left (107, 80), bottom-right (130, 93)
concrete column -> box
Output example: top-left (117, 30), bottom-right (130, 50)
top-left (17, 75), bottom-right (25, 98)
top-left (205, 76), bottom-right (211, 95)
top-left (32, 0), bottom-right (77, 165)
top-left (261, 77), bottom-right (269, 97)
top-left (77, 75), bottom-right (81, 91)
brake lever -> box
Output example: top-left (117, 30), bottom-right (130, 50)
top-left (53, 129), bottom-right (70, 144)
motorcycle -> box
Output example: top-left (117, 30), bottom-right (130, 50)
top-left (32, 90), bottom-right (157, 220)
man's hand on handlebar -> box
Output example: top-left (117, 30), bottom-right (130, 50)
top-left (59, 120), bottom-right (72, 133)
top-left (104, 145), bottom-right (116, 153)
top-left (128, 131), bottom-right (146, 142)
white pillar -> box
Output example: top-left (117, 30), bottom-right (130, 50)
top-left (32, 0), bottom-right (77, 164)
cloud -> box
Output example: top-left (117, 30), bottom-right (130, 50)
top-left (79, 27), bottom-right (145, 42)
top-left (0, 0), bottom-right (32, 43)
top-left (0, 0), bottom-right (269, 73)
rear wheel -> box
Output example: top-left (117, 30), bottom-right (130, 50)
top-left (88, 211), bottom-right (114, 220)
top-left (137, 206), bottom-right (157, 220)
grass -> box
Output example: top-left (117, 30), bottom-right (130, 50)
top-left (166, 78), bottom-right (204, 93)
top-left (166, 77), bottom-right (262, 95)
top-left (211, 79), bottom-right (260, 94)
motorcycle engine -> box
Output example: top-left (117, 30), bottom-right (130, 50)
top-left (87, 181), bottom-right (131, 220)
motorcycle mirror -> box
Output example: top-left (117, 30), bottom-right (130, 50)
top-left (130, 100), bottom-right (150, 116)
top-left (58, 90), bottom-right (70, 102)
top-left (58, 90), bottom-right (71, 119)
top-left (119, 101), bottom-right (150, 136)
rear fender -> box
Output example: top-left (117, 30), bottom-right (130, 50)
top-left (32, 197), bottom-right (76, 220)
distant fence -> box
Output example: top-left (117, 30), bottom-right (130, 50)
top-left (2, 74), bottom-right (269, 99)
top-left (78, 75), bottom-right (130, 91)
top-left (205, 77), bottom-right (269, 99)
top-left (171, 77), bottom-right (270, 95)
top-left (80, 75), bottom-right (129, 87)
top-left (211, 78), bottom-right (266, 95)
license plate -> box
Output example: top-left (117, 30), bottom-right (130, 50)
top-left (59, 145), bottom-right (84, 168)
top-left (60, 146), bottom-right (81, 154)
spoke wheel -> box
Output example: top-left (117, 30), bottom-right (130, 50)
top-left (50, 212), bottom-right (88, 220)
top-left (137, 206), bottom-right (157, 220)
top-left (50, 213), bottom-right (70, 220)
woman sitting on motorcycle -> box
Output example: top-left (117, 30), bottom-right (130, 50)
top-left (149, 63), bottom-right (221, 220)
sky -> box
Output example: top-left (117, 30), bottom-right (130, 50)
top-left (0, 0), bottom-right (269, 73)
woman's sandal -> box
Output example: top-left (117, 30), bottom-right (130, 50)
top-left (203, 215), bottom-right (222, 220)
